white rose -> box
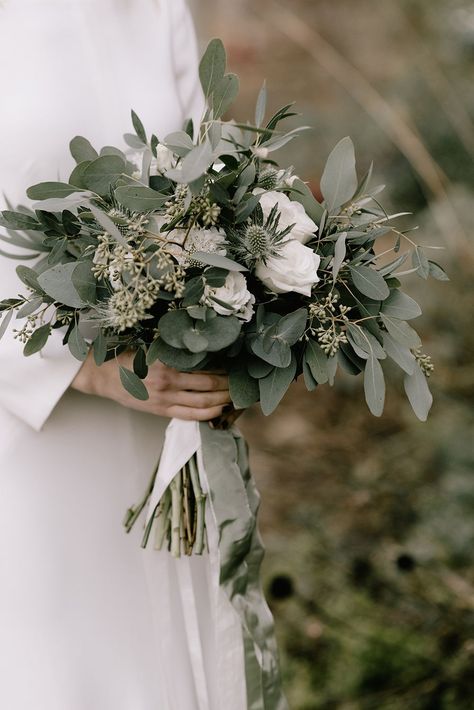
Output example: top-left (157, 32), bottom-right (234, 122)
top-left (256, 189), bottom-right (318, 244)
top-left (151, 144), bottom-right (175, 174)
top-left (203, 271), bottom-right (255, 322)
top-left (255, 239), bottom-right (320, 296)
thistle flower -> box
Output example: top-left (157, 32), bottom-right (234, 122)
top-left (228, 204), bottom-right (293, 268)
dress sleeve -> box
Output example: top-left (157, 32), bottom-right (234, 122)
top-left (0, 259), bottom-right (82, 432)
top-left (169, 0), bottom-right (205, 128)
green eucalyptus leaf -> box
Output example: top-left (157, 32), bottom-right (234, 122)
top-left (192, 251), bottom-right (247, 272)
top-left (195, 314), bottom-right (241, 351)
top-left (250, 332), bottom-right (292, 368)
top-left (235, 194), bottom-right (260, 224)
top-left (229, 366), bottom-right (260, 409)
top-left (93, 331), bottom-right (107, 366)
top-left (119, 366), bottom-right (149, 401)
top-left (16, 265), bottom-right (42, 292)
top-left (199, 38), bottom-right (226, 98)
top-left (259, 354), bottom-right (297, 416)
top-left (305, 339), bottom-right (329, 384)
top-left (182, 329), bottom-right (209, 353)
top-left (89, 205), bottom-right (128, 246)
top-left (131, 110), bottom-right (147, 144)
top-left (68, 323), bottom-right (89, 361)
top-left (332, 232), bottom-right (347, 281)
top-left (148, 338), bottom-right (207, 370)
top-left (380, 313), bottom-right (421, 349)
top-left (0, 211), bottom-right (41, 231)
top-left (37, 263), bottom-right (87, 308)
top-left (364, 355), bottom-right (385, 417)
top-left (0, 309), bottom-right (14, 341)
top-left (114, 185), bottom-right (168, 213)
top-left (212, 73), bottom-right (239, 119)
top-left (69, 136), bottom-right (98, 164)
top-left (164, 131), bottom-right (194, 157)
top-left (23, 324), bottom-right (51, 356)
top-left (133, 347), bottom-right (149, 379)
top-left (346, 323), bottom-right (386, 360)
top-left (26, 182), bottom-right (80, 201)
top-left (255, 82), bottom-right (267, 127)
top-left (302, 359), bottom-right (318, 391)
top-left (69, 160), bottom-right (92, 189)
top-left (83, 155), bottom-right (126, 196)
top-left (403, 363), bottom-right (433, 421)
top-left (247, 356), bottom-right (273, 379)
top-left (381, 290), bottom-right (422, 320)
top-left (158, 309), bottom-right (194, 349)
top-left (320, 137), bottom-right (358, 212)
top-left (166, 141), bottom-right (214, 184)
top-left (350, 264), bottom-right (390, 300)
top-left (289, 177), bottom-right (324, 224)
top-left (72, 261), bottom-right (97, 304)
top-left (412, 246), bottom-right (430, 279)
top-left (382, 331), bottom-right (416, 375)
top-left (428, 260), bottom-right (449, 281)
top-left (274, 308), bottom-right (308, 346)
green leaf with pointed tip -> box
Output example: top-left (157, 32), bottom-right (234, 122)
top-left (350, 264), bottom-right (390, 300)
top-left (23, 324), bottom-right (51, 356)
top-left (72, 261), bottom-right (97, 304)
top-left (192, 252), bottom-right (247, 272)
top-left (131, 110), bottom-right (147, 144)
top-left (382, 331), bottom-right (416, 375)
top-left (289, 177), bottom-right (324, 224)
top-left (259, 355), bottom-right (297, 415)
top-left (114, 185), bottom-right (168, 213)
top-left (403, 363), bottom-right (433, 421)
top-left (380, 313), bottom-right (421, 349)
top-left (69, 136), bottom-right (98, 164)
top-left (428, 260), bottom-right (449, 281)
top-left (83, 155), bottom-right (126, 196)
top-left (255, 82), bottom-right (267, 128)
top-left (119, 366), bottom-right (149, 401)
top-left (412, 247), bottom-right (430, 279)
top-left (320, 137), bottom-right (358, 212)
top-left (26, 182), bottom-right (80, 201)
top-left (68, 324), bottom-right (89, 361)
top-left (382, 290), bottom-right (422, 320)
top-left (305, 339), bottom-right (329, 384)
top-left (364, 355), bottom-right (385, 416)
top-left (166, 141), bottom-right (214, 184)
top-left (274, 308), bottom-right (308, 346)
top-left (16, 265), bottom-right (42, 292)
top-left (0, 211), bottom-right (41, 231)
top-left (93, 331), bottom-right (107, 367)
top-left (0, 309), bottom-right (14, 341)
top-left (212, 73), bottom-right (239, 119)
top-left (199, 38), bottom-right (226, 98)
top-left (346, 323), bottom-right (386, 360)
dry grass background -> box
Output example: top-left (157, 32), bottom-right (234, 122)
top-left (190, 2), bottom-right (474, 707)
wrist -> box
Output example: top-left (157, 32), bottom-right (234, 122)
top-left (71, 350), bottom-right (99, 396)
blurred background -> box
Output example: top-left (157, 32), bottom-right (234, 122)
top-left (190, 2), bottom-right (474, 708)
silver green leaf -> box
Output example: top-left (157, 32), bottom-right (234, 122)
top-left (380, 313), bottom-right (421, 349)
top-left (381, 290), bottom-right (422, 320)
top-left (37, 263), bottom-right (87, 309)
top-left (403, 363), bottom-right (433, 421)
top-left (364, 355), bottom-right (385, 417)
top-left (320, 137), bottom-right (358, 213)
top-left (119, 366), bottom-right (149, 401)
top-left (382, 331), bottom-right (416, 375)
top-left (350, 264), bottom-right (390, 300)
top-left (199, 38), bottom-right (226, 98)
top-left (259, 354), bottom-right (297, 415)
top-left (69, 136), bottom-right (98, 164)
top-left (23, 324), bottom-right (51, 356)
top-left (305, 339), bottom-right (329, 384)
top-left (68, 324), bottom-right (89, 361)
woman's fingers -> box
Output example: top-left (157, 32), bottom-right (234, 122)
top-left (166, 404), bottom-right (228, 422)
top-left (170, 389), bottom-right (231, 409)
top-left (171, 371), bottom-right (229, 392)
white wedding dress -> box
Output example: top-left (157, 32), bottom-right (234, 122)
top-left (0, 2), bottom-right (246, 708)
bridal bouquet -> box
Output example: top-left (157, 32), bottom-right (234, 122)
top-left (0, 39), bottom-right (445, 707)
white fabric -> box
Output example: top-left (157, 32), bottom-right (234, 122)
top-left (0, 2), bottom-right (246, 708)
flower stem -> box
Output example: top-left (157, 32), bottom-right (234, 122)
top-left (188, 454), bottom-right (206, 555)
top-left (170, 469), bottom-right (183, 558)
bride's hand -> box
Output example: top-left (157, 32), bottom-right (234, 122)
top-left (71, 350), bottom-right (231, 421)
